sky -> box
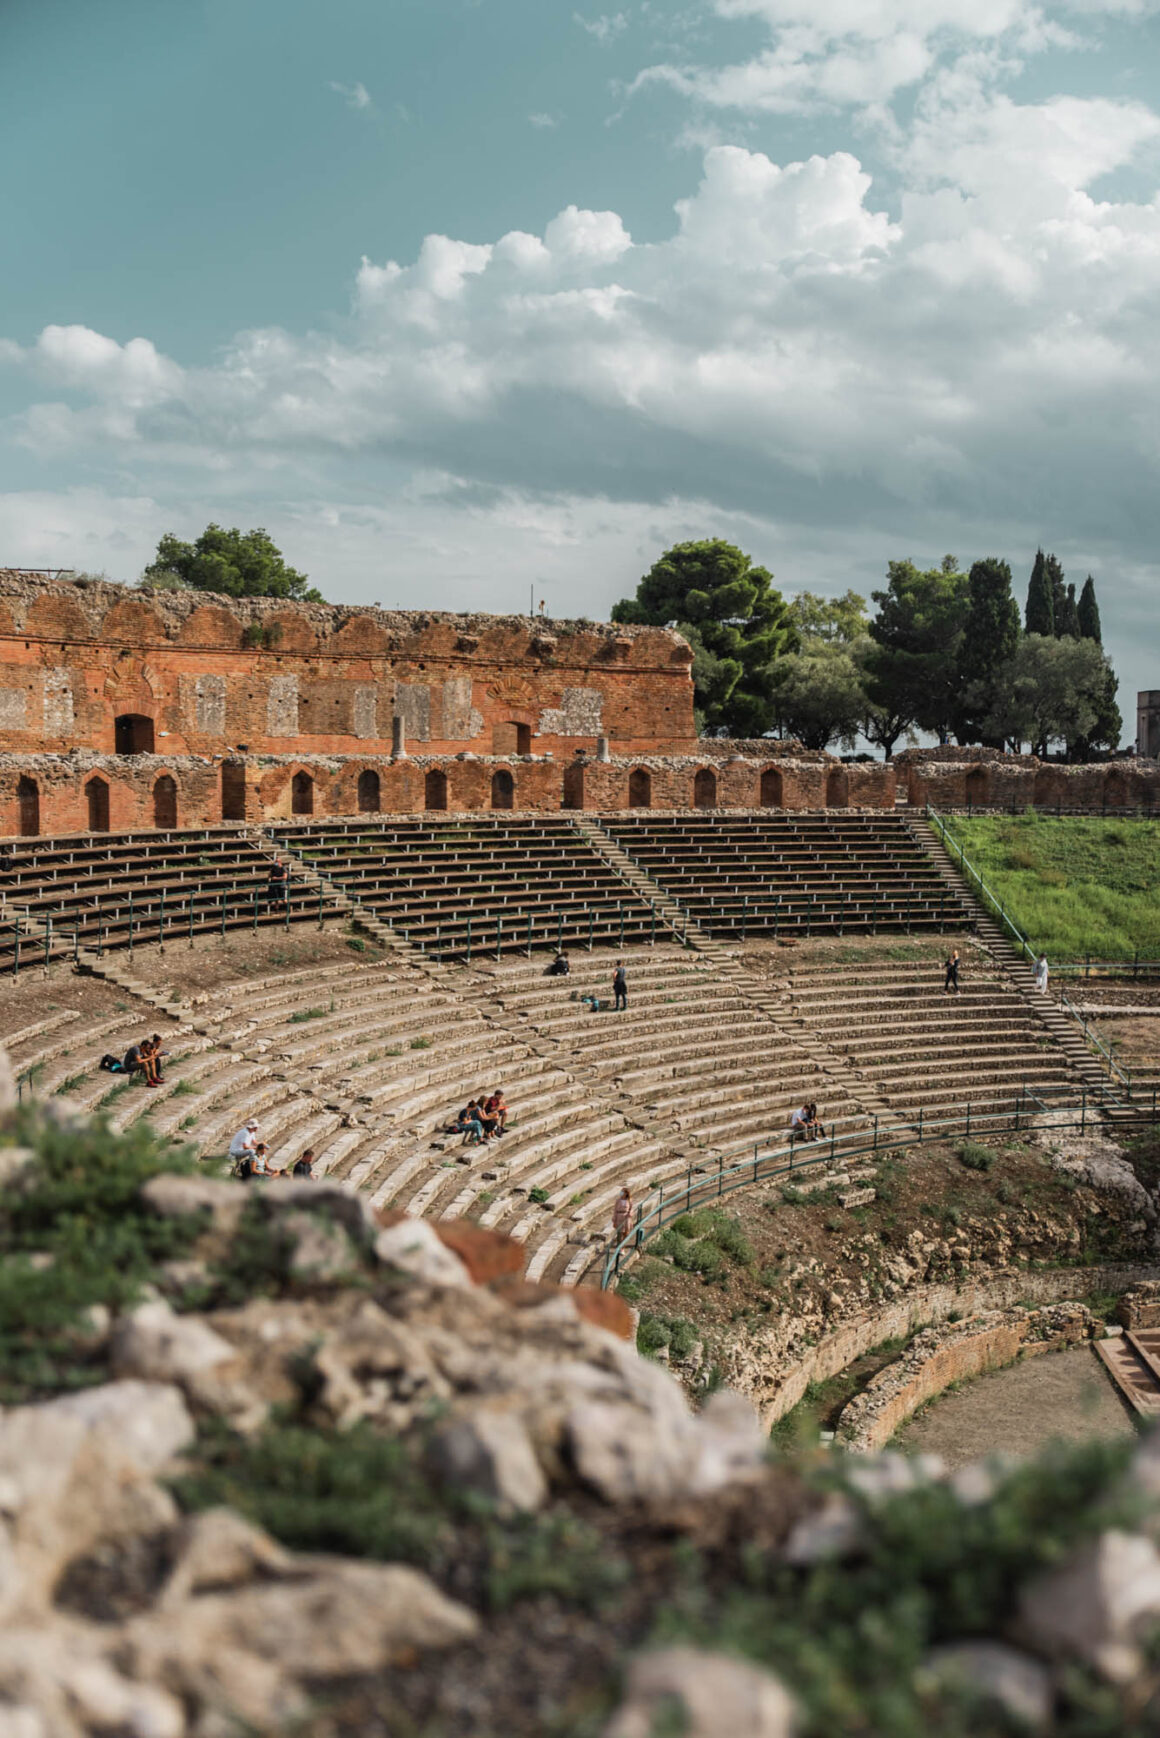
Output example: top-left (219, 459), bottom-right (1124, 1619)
top-left (1, 0), bottom-right (1159, 740)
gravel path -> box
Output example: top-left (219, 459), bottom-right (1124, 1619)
top-left (895, 1345), bottom-right (1136, 1467)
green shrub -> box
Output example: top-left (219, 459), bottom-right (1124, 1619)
top-left (410, 1037), bottom-right (433, 1050)
top-left (528, 1186), bottom-right (550, 1206)
top-left (957, 1142), bottom-right (995, 1173)
top-left (289, 1006), bottom-right (327, 1024)
top-left (637, 1315), bottom-right (670, 1354)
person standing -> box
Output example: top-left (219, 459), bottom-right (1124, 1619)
top-left (1034, 955), bottom-right (1049, 995)
top-left (613, 960), bottom-right (628, 1012)
top-left (944, 948), bottom-right (961, 994)
top-left (612, 1185), bottom-right (633, 1244)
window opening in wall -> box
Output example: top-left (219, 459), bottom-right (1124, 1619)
top-left (152, 774), bottom-right (177, 830)
top-left (357, 769), bottom-right (381, 813)
top-left (291, 771), bottom-right (314, 816)
top-left (221, 761), bottom-right (246, 821)
top-left (86, 776), bottom-right (109, 833)
top-left (17, 776), bottom-right (39, 837)
top-left (425, 769), bottom-right (448, 811)
top-left (760, 767), bottom-right (783, 808)
top-left (492, 720), bottom-right (531, 755)
top-left (491, 768), bottom-right (514, 810)
top-left (628, 768), bottom-right (651, 808)
top-left (114, 714), bottom-right (155, 755)
top-left (693, 767), bottom-right (717, 809)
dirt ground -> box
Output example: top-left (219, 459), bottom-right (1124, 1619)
top-left (894, 1344), bottom-right (1136, 1466)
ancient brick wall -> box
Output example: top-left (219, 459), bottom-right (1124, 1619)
top-left (897, 747), bottom-right (1160, 809)
top-left (0, 573), bottom-right (695, 760)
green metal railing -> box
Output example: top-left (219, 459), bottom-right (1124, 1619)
top-left (600, 1086), bottom-right (1156, 1288)
top-left (924, 805), bottom-right (1037, 965)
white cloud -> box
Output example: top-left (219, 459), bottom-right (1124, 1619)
top-left (328, 80), bottom-right (372, 111)
top-left (574, 11), bottom-right (630, 43)
top-left (528, 112), bottom-right (560, 128)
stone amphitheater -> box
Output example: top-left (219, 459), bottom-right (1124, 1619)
top-left (1, 804), bottom-right (1132, 1304)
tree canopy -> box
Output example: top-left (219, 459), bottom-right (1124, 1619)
top-left (984, 636), bottom-right (1118, 757)
top-left (143, 525), bottom-right (322, 603)
top-left (862, 557), bottom-right (969, 748)
top-left (612, 540), bottom-right (797, 734)
top-left (769, 592), bottom-right (870, 749)
top-left (955, 557), bottom-right (1021, 743)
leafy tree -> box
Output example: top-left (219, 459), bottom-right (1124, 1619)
top-left (955, 557), bottom-right (1021, 743)
top-left (143, 525), bottom-right (322, 602)
top-left (612, 540), bottom-right (797, 734)
top-left (1025, 549), bottom-right (1054, 637)
top-left (788, 590), bottom-right (868, 644)
top-left (1078, 575), bottom-right (1102, 642)
top-left (769, 639), bottom-right (869, 750)
top-left (863, 557), bottom-right (969, 749)
top-left (984, 636), bottom-right (1116, 757)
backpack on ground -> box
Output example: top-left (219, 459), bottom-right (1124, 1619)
top-left (99, 1054), bottom-right (122, 1072)
top-left (235, 1155), bottom-right (255, 1180)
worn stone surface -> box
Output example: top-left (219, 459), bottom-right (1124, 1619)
top-left (924, 1642), bottom-right (1052, 1729)
top-left (1017, 1529), bottom-right (1160, 1682)
top-left (427, 1407), bottom-right (549, 1512)
top-left (603, 1647), bottom-right (797, 1738)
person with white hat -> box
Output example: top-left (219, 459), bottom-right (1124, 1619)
top-left (228, 1119), bottom-right (260, 1173)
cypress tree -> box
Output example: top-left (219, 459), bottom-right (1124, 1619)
top-left (1058, 582), bottom-right (1081, 639)
top-left (1045, 554), bottom-right (1067, 636)
top-left (1078, 575), bottom-right (1102, 642)
top-left (1025, 548), bottom-right (1054, 636)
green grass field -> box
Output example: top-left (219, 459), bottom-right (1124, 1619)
top-left (944, 812), bottom-right (1160, 962)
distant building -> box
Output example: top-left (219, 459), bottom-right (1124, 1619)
top-left (1138, 691), bottom-right (1160, 759)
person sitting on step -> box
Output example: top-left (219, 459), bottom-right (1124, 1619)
top-left (123, 1036), bottom-right (162, 1088)
top-left (456, 1101), bottom-right (488, 1145)
top-left (484, 1088), bottom-right (507, 1134)
top-left (292, 1147), bottom-right (316, 1178)
top-left (805, 1101), bottom-right (825, 1141)
top-left (547, 951), bottom-right (570, 977)
top-left (266, 859), bottom-right (289, 909)
top-left (789, 1104), bottom-right (811, 1144)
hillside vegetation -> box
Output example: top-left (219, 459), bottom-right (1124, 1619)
top-left (945, 813), bottom-right (1160, 962)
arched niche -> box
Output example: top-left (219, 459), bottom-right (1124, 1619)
top-left (562, 763), bottom-right (585, 810)
top-left (491, 768), bottom-right (515, 810)
top-left (357, 769), bottom-right (381, 813)
top-left (152, 774), bottom-right (177, 829)
top-left (628, 768), bottom-right (652, 809)
top-left (825, 766), bottom-right (848, 808)
top-left (425, 768), bottom-right (449, 811)
top-left (17, 776), bottom-right (39, 837)
top-left (86, 776), bottom-right (110, 833)
top-left (965, 767), bottom-right (988, 807)
top-left (693, 767), bottom-right (717, 809)
top-left (221, 761), bottom-right (247, 821)
top-left (291, 770), bottom-right (315, 816)
top-left (760, 767), bottom-right (783, 808)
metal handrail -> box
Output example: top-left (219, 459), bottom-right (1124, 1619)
top-left (924, 805), bottom-right (1038, 965)
top-left (599, 1085), bottom-right (1154, 1288)
top-left (1057, 988), bottom-right (1134, 1092)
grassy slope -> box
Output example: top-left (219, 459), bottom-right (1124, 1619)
top-left (944, 813), bottom-right (1160, 961)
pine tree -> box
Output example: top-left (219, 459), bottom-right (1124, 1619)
top-left (1025, 549), bottom-right (1054, 636)
top-left (1078, 575), bottom-right (1102, 642)
top-left (1057, 582), bottom-right (1081, 639)
top-left (1045, 554), bottom-right (1067, 637)
top-left (955, 557), bottom-right (1022, 743)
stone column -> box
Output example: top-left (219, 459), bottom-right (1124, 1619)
top-left (596, 736), bottom-right (611, 763)
top-left (392, 715), bottom-right (407, 760)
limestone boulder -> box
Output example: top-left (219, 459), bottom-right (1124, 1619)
top-left (604, 1647), bottom-right (796, 1738)
top-left (1016, 1529), bottom-right (1160, 1682)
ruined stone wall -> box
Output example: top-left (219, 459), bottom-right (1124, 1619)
top-left (0, 748), bottom-right (897, 836)
top-left (0, 572), bottom-right (695, 760)
top-left (897, 746), bottom-right (1160, 809)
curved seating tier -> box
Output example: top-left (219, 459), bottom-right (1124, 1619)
top-left (269, 816), bottom-right (663, 957)
top-left (597, 812), bottom-right (973, 937)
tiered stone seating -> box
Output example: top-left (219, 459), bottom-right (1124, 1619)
top-left (270, 816), bottom-right (662, 956)
top-left (0, 828), bottom-right (321, 966)
top-left (598, 812), bottom-right (973, 937)
top-left (767, 951), bottom-right (1082, 1123)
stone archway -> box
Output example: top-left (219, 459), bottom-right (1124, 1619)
top-left (693, 767), bottom-right (717, 809)
top-left (760, 767), bottom-right (783, 808)
top-left (291, 771), bottom-right (314, 816)
top-left (114, 714), bottom-right (154, 755)
top-left (628, 768), bottom-right (652, 809)
top-left (357, 769), bottom-right (381, 813)
top-left (491, 768), bottom-right (514, 810)
top-left (425, 769), bottom-right (449, 811)
top-left (152, 775), bottom-right (178, 830)
top-left (17, 776), bottom-right (39, 837)
top-left (86, 777), bottom-right (110, 833)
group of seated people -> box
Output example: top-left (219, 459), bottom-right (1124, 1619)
top-left (100, 1034), bottom-right (169, 1086)
top-left (228, 1118), bottom-right (317, 1179)
top-left (789, 1101), bottom-right (826, 1142)
top-left (451, 1090), bottom-right (508, 1146)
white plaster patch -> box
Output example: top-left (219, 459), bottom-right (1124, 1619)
top-left (395, 682), bottom-right (431, 743)
top-left (195, 673), bottom-right (226, 735)
top-left (353, 685), bottom-right (378, 739)
top-left (0, 688), bottom-right (28, 730)
top-left (267, 675), bottom-right (299, 737)
top-left (538, 686), bottom-right (603, 737)
top-left (42, 669), bottom-right (73, 735)
top-left (442, 676), bottom-right (483, 740)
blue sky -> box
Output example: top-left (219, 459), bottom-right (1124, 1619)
top-left (2, 0), bottom-right (1159, 739)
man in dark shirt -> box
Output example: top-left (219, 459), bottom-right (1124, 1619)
top-left (267, 860), bottom-right (289, 909)
top-left (123, 1037), bottom-right (161, 1087)
top-left (613, 960), bottom-right (628, 1012)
